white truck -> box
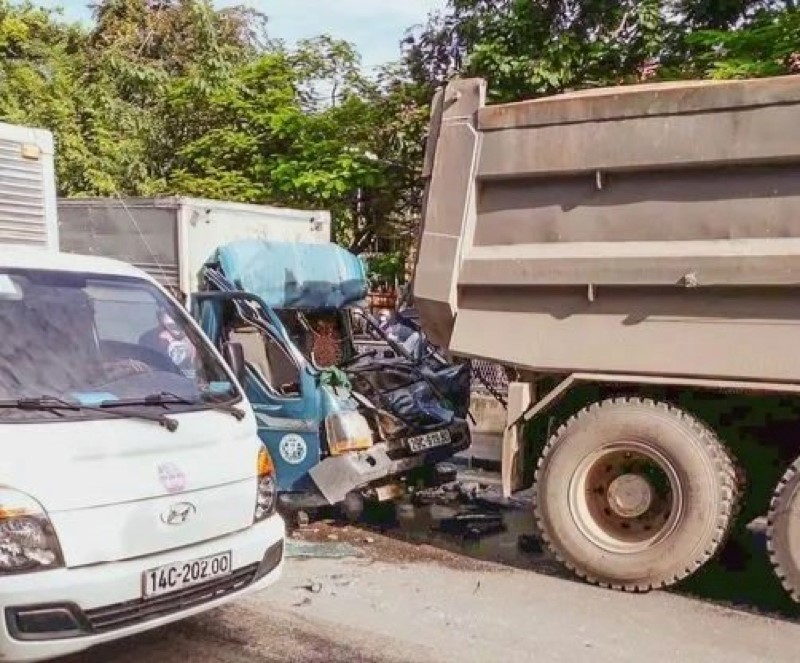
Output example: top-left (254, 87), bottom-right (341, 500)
top-left (0, 125), bottom-right (285, 662)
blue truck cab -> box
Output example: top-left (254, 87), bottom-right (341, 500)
top-left (192, 240), bottom-right (471, 512)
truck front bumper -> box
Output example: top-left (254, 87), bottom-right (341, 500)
top-left (0, 514), bottom-right (285, 663)
top-left (303, 421), bottom-right (471, 506)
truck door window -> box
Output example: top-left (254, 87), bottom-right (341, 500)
top-left (228, 324), bottom-right (301, 398)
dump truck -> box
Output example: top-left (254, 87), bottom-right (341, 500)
top-left (412, 74), bottom-right (800, 598)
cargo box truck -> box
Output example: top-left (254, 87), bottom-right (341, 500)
top-left (0, 121), bottom-right (58, 250)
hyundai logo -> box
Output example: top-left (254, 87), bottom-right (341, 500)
top-left (160, 502), bottom-right (197, 526)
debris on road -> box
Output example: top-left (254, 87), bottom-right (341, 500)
top-left (298, 582), bottom-right (323, 594)
top-left (517, 534), bottom-right (543, 554)
top-left (285, 540), bottom-right (364, 560)
top-left (437, 512), bottom-right (506, 540)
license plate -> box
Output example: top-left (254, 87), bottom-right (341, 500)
top-left (142, 551), bottom-right (232, 598)
top-left (407, 429), bottom-right (451, 453)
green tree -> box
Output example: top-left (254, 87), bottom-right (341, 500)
top-left (685, 8), bottom-right (800, 79)
top-left (0, 1), bottom-right (424, 257)
top-left (403, 0), bottom-right (798, 101)
top-left (165, 37), bottom-right (424, 254)
top-left (0, 0), bottom-right (149, 196)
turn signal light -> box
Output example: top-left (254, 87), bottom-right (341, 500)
top-left (257, 445), bottom-right (275, 478)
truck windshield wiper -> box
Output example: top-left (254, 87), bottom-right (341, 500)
top-left (100, 392), bottom-right (246, 422)
top-left (0, 396), bottom-right (179, 432)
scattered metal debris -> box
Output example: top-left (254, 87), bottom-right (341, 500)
top-left (437, 513), bottom-right (506, 540)
top-left (435, 462), bottom-right (459, 484)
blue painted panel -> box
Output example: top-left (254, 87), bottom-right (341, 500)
top-left (215, 240), bottom-right (367, 310)
top-left (243, 368), bottom-right (322, 492)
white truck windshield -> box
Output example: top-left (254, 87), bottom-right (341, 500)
top-left (0, 269), bottom-right (236, 421)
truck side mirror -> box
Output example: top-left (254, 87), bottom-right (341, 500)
top-left (222, 342), bottom-right (246, 383)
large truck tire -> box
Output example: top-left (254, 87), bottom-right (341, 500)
top-left (533, 398), bottom-right (738, 592)
top-left (767, 458), bottom-right (800, 601)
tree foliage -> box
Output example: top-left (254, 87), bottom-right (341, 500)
top-left (0, 0), bottom-right (425, 255)
top-left (687, 7), bottom-right (800, 79)
top-left (404, 1), bottom-right (800, 102)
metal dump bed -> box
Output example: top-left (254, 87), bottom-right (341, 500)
top-left (413, 75), bottom-right (800, 383)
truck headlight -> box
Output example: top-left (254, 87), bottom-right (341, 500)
top-left (325, 411), bottom-right (373, 456)
top-left (254, 445), bottom-right (277, 522)
top-left (0, 489), bottom-right (63, 574)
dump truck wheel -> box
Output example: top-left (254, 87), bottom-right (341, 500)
top-left (533, 398), bottom-right (737, 592)
top-left (767, 459), bottom-right (800, 601)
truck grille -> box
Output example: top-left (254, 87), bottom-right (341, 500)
top-left (84, 563), bottom-right (259, 633)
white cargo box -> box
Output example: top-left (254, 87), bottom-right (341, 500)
top-left (58, 197), bottom-right (331, 295)
top-left (0, 122), bottom-right (58, 250)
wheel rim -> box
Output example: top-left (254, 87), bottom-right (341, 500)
top-left (568, 442), bottom-right (684, 555)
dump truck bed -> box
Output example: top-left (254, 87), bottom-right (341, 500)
top-left (413, 75), bottom-right (800, 383)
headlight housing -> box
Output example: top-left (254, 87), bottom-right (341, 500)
top-left (0, 489), bottom-right (63, 574)
top-left (254, 445), bottom-right (277, 523)
top-left (325, 411), bottom-right (373, 456)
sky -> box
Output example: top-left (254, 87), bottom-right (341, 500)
top-left (35, 0), bottom-right (449, 69)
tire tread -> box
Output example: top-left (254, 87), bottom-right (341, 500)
top-left (532, 397), bottom-right (738, 592)
top-left (766, 457), bottom-right (800, 602)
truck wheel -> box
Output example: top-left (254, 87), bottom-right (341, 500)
top-left (534, 398), bottom-right (737, 592)
top-left (767, 459), bottom-right (800, 601)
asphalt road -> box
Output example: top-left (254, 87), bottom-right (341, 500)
top-left (60, 600), bottom-right (426, 663)
top-left (60, 529), bottom-right (800, 663)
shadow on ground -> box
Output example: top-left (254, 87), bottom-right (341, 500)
top-left (317, 474), bottom-right (800, 623)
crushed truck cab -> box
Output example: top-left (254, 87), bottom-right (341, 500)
top-left (58, 197), bottom-right (472, 513)
top-left (194, 239), bottom-right (471, 512)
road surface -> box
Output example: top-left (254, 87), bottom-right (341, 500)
top-left (60, 528), bottom-right (800, 663)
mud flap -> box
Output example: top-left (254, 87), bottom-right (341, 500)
top-left (502, 382), bottom-right (534, 498)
